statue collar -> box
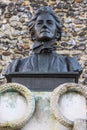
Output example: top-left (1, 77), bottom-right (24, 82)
top-left (31, 39), bottom-right (57, 54)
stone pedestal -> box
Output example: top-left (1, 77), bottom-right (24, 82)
top-left (73, 119), bottom-right (86, 130)
top-left (22, 92), bottom-right (86, 130)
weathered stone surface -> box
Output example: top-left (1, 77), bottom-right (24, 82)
top-left (73, 119), bottom-right (86, 130)
top-left (22, 91), bottom-right (86, 130)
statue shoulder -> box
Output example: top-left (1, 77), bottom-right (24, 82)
top-left (5, 58), bottom-right (20, 74)
top-left (66, 56), bottom-right (82, 74)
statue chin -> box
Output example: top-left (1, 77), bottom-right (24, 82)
top-left (37, 36), bottom-right (54, 42)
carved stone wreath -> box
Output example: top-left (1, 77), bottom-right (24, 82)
top-left (0, 83), bottom-right (35, 130)
top-left (50, 83), bottom-right (87, 128)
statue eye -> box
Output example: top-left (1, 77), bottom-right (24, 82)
top-left (37, 20), bottom-right (43, 25)
top-left (47, 20), bottom-right (53, 25)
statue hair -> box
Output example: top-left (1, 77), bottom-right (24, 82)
top-left (28, 6), bottom-right (63, 41)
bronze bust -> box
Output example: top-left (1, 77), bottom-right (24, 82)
top-left (6, 6), bottom-right (82, 74)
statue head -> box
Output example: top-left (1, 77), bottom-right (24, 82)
top-left (28, 6), bottom-right (62, 42)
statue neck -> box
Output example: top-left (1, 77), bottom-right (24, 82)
top-left (31, 39), bottom-right (57, 54)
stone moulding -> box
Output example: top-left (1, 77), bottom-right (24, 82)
top-left (50, 83), bottom-right (87, 128)
top-left (0, 83), bottom-right (35, 130)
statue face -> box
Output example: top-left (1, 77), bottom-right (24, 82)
top-left (34, 13), bottom-right (57, 41)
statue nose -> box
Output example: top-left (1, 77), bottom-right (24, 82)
top-left (42, 23), bottom-right (47, 28)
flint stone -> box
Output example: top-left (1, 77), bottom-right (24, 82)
top-left (13, 9), bottom-right (18, 15)
top-left (79, 32), bottom-right (86, 36)
top-left (14, 48), bottom-right (23, 54)
top-left (15, 27), bottom-right (22, 31)
top-left (10, 16), bottom-right (20, 22)
top-left (17, 6), bottom-right (25, 12)
top-left (62, 32), bottom-right (67, 37)
top-left (9, 44), bottom-right (15, 49)
top-left (84, 62), bottom-right (87, 66)
top-left (68, 12), bottom-right (74, 17)
top-left (8, 39), bottom-right (17, 44)
top-left (2, 55), bottom-right (10, 61)
top-left (81, 55), bottom-right (87, 61)
top-left (61, 42), bottom-right (68, 47)
top-left (10, 21), bottom-right (23, 31)
top-left (7, 3), bottom-right (15, 12)
top-left (74, 28), bottom-right (83, 32)
top-left (83, 78), bottom-right (87, 84)
top-left (2, 51), bottom-right (11, 56)
top-left (83, 0), bottom-right (87, 4)
top-left (4, 30), bottom-right (11, 35)
top-left (85, 69), bottom-right (87, 74)
top-left (22, 44), bottom-right (30, 50)
top-left (3, 46), bottom-right (9, 51)
top-left (0, 2), bottom-right (7, 8)
top-left (76, 44), bottom-right (86, 51)
top-left (20, 31), bottom-right (26, 35)
top-left (2, 61), bottom-right (7, 66)
top-left (11, 29), bottom-right (20, 37)
top-left (57, 3), bottom-right (63, 9)
top-left (84, 66), bottom-right (87, 70)
top-left (0, 9), bottom-right (2, 15)
top-left (78, 37), bottom-right (86, 42)
top-left (0, 74), bottom-right (5, 80)
top-left (63, 4), bottom-right (69, 9)
top-left (0, 63), bottom-right (3, 71)
top-left (26, 12), bottom-right (32, 18)
top-left (2, 24), bottom-right (11, 31)
top-left (74, 0), bottom-right (83, 3)
top-left (11, 54), bottom-right (23, 59)
top-left (69, 50), bottom-right (82, 55)
top-left (68, 24), bottom-right (74, 28)
top-left (0, 69), bottom-right (2, 73)
top-left (4, 13), bottom-right (12, 18)
top-left (73, 3), bottom-right (80, 8)
top-left (16, 0), bottom-right (24, 5)
top-left (67, 33), bottom-right (72, 37)
top-left (0, 36), bottom-right (2, 38)
top-left (21, 13), bottom-right (29, 19)
top-left (82, 74), bottom-right (87, 78)
top-left (2, 19), bottom-right (7, 24)
top-left (83, 27), bottom-right (87, 31)
top-left (17, 45), bottom-right (23, 51)
top-left (0, 31), bottom-right (6, 37)
top-left (75, 19), bottom-right (83, 24)
top-left (68, 39), bottom-right (76, 45)
top-left (73, 7), bottom-right (79, 11)
top-left (19, 17), bottom-right (26, 23)
top-left (10, 21), bottom-right (19, 27)
top-left (65, 18), bottom-right (72, 24)
top-left (23, 1), bottom-right (30, 6)
top-left (66, 0), bottom-right (74, 3)
top-left (0, 53), bottom-right (2, 59)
